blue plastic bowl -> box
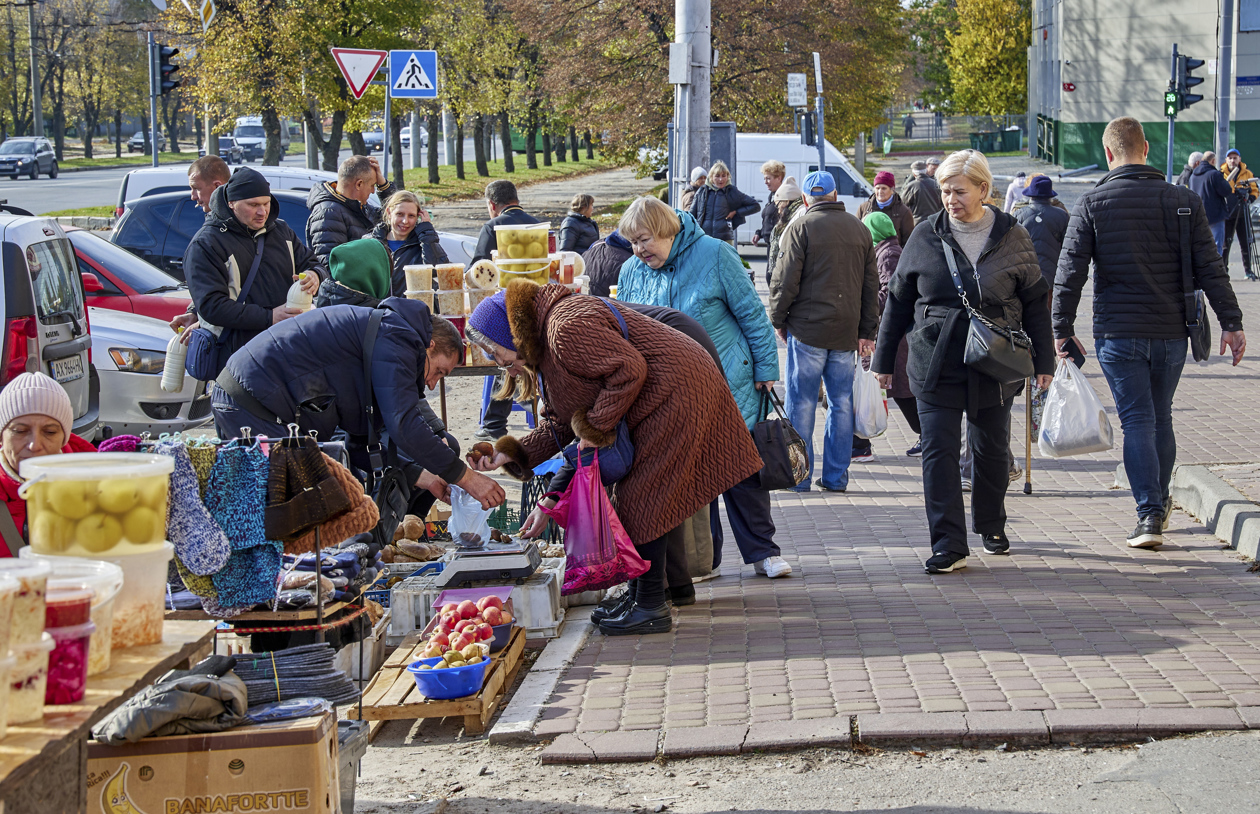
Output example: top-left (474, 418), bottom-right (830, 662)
top-left (407, 656), bottom-right (491, 700)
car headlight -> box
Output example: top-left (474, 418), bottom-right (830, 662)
top-left (18, 158), bottom-right (29, 164)
top-left (108, 348), bottom-right (166, 374)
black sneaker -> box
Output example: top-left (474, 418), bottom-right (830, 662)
top-left (1162, 499), bottom-right (1174, 531)
top-left (590, 590), bottom-right (634, 624)
top-left (925, 551), bottom-right (968, 573)
top-left (597, 603), bottom-right (672, 636)
top-left (906, 438), bottom-right (923, 457)
top-left (815, 479), bottom-right (846, 493)
top-left (1126, 517), bottom-right (1163, 549)
top-left (982, 533), bottom-right (1010, 555)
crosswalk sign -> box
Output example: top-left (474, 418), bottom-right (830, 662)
top-left (389, 50), bottom-right (438, 99)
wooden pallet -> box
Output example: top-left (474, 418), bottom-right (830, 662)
top-left (359, 626), bottom-right (526, 736)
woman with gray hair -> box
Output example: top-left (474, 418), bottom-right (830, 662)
top-left (871, 150), bottom-right (1055, 574)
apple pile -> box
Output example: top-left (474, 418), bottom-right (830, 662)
top-left (420, 596), bottom-right (514, 664)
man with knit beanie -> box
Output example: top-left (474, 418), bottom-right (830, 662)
top-left (0, 372), bottom-right (95, 551)
top-left (857, 170), bottom-right (915, 247)
top-left (184, 167), bottom-right (324, 381)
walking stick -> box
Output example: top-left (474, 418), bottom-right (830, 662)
top-left (1023, 381), bottom-right (1033, 495)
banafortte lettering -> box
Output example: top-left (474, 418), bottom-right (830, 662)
top-left (164, 789), bottom-right (310, 813)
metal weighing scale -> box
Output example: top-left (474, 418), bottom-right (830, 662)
top-left (435, 539), bottom-right (543, 587)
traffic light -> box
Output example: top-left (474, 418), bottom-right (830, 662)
top-left (800, 110), bottom-right (816, 146)
top-left (1164, 89), bottom-right (1181, 119)
top-left (158, 45), bottom-right (181, 95)
top-left (1178, 54), bottom-right (1205, 109)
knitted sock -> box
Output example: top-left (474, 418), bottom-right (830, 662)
top-left (154, 441), bottom-right (231, 576)
top-left (207, 441), bottom-right (283, 608)
top-left (185, 442), bottom-right (218, 500)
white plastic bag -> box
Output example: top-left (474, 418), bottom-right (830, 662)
top-left (1037, 358), bottom-right (1114, 458)
top-left (853, 361), bottom-right (888, 439)
top-left (448, 486), bottom-right (493, 548)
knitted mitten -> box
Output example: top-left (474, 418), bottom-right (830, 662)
top-left (175, 555), bottom-right (218, 598)
top-left (98, 435), bottom-right (140, 453)
top-left (185, 442), bottom-right (218, 500)
top-left (153, 440), bottom-right (231, 576)
top-left (206, 441), bottom-right (283, 608)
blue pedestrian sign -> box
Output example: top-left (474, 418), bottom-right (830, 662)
top-left (389, 50), bottom-right (438, 98)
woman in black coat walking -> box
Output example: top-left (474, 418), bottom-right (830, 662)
top-left (689, 160), bottom-right (758, 244)
top-left (372, 190), bottom-right (449, 295)
top-left (559, 194), bottom-right (600, 254)
top-left (872, 150), bottom-right (1055, 574)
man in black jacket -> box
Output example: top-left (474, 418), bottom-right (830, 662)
top-left (306, 155), bottom-right (395, 267)
top-left (1174, 151), bottom-right (1203, 187)
top-left (472, 180), bottom-right (542, 440)
top-left (1053, 117), bottom-right (1245, 550)
top-left (184, 168), bottom-right (322, 377)
top-left (902, 161), bottom-right (943, 225)
top-left (1189, 151), bottom-right (1235, 254)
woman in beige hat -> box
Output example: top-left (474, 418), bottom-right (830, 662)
top-left (766, 175), bottom-right (804, 285)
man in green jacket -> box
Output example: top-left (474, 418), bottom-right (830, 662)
top-left (769, 171), bottom-right (880, 493)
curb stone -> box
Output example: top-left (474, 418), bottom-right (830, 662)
top-left (1171, 464), bottom-right (1260, 559)
top-left (487, 614), bottom-right (593, 744)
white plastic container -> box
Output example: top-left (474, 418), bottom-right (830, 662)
top-left (103, 542), bottom-right (174, 649)
top-left (19, 553), bottom-right (123, 675)
top-left (0, 559), bottom-right (50, 647)
top-left (286, 272), bottom-right (314, 312)
top-left (9, 633), bottom-right (54, 724)
top-left (404, 265), bottom-right (433, 291)
top-left (0, 574), bottom-right (19, 656)
top-left (160, 329), bottom-right (187, 393)
top-left (0, 655), bottom-right (14, 737)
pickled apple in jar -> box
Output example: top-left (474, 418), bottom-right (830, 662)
top-left (27, 475), bottom-right (168, 556)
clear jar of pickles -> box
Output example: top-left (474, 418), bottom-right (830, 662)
top-left (20, 453), bottom-right (173, 557)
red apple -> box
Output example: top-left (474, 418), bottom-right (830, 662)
top-left (440, 611), bottom-right (461, 628)
top-left (475, 623), bottom-right (494, 641)
top-left (421, 643), bottom-right (443, 658)
top-left (477, 596), bottom-right (503, 613)
top-left (429, 631), bottom-right (450, 647)
top-left (451, 632), bottom-right (474, 651)
top-left (454, 619), bottom-right (477, 633)
top-left (457, 600), bottom-right (478, 619)
top-left (482, 607), bottom-right (503, 625)
top-left (436, 619), bottom-right (454, 634)
top-left (499, 612), bottom-right (513, 626)
top-left (441, 602), bottom-right (459, 616)
top-left (471, 615), bottom-right (485, 625)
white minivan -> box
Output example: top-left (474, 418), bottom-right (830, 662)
top-left (732, 133), bottom-right (872, 244)
top-left (232, 116), bottom-right (293, 161)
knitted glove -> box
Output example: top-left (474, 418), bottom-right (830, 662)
top-left (153, 440), bottom-right (231, 576)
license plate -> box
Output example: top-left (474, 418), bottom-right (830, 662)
top-left (49, 355), bottom-right (84, 383)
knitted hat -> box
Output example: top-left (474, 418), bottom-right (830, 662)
top-left (468, 290), bottom-right (516, 351)
top-left (862, 212), bottom-right (897, 246)
top-left (329, 238), bottom-right (392, 300)
top-left (690, 166), bottom-right (707, 183)
top-left (98, 434), bottom-right (140, 453)
top-left (265, 438), bottom-right (352, 543)
top-left (288, 455), bottom-right (379, 555)
top-left (224, 167), bottom-right (270, 202)
top-left (873, 170), bottom-right (896, 187)
top-left (774, 176), bottom-right (803, 202)
top-left (0, 372), bottom-right (72, 437)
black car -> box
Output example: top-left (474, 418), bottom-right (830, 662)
top-left (0, 137), bottom-right (57, 180)
top-left (199, 136), bottom-right (246, 165)
top-left (111, 189), bottom-right (311, 280)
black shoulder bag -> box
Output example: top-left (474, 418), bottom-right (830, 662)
top-left (1176, 197), bottom-right (1211, 363)
top-left (361, 309), bottom-right (412, 548)
top-left (752, 390), bottom-right (809, 490)
top-left (185, 234), bottom-right (266, 381)
top-left (943, 239), bottom-right (1035, 384)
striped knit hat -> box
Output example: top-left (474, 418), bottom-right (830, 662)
top-left (0, 372), bottom-right (73, 437)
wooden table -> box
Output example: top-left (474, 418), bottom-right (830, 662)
top-left (164, 600), bottom-right (352, 623)
top-left (0, 620), bottom-right (216, 813)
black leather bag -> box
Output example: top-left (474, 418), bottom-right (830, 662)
top-left (360, 310), bottom-right (412, 548)
top-left (1176, 200), bottom-right (1211, 363)
top-left (943, 241), bottom-right (1035, 384)
top-left (752, 391), bottom-right (809, 491)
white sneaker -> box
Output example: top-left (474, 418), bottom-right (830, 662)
top-left (692, 567), bottom-right (721, 584)
top-left (754, 556), bottom-right (792, 578)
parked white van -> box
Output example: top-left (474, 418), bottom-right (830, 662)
top-left (731, 134), bottom-right (871, 244)
top-left (233, 116), bottom-right (293, 161)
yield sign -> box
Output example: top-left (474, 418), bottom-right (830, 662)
top-left (331, 48), bottom-right (387, 100)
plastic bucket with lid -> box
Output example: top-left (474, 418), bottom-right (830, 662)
top-left (0, 574), bottom-right (19, 656)
top-left (101, 542), bottom-right (173, 649)
top-left (0, 559), bottom-right (50, 648)
top-left (19, 552), bottom-right (123, 675)
top-left (0, 655), bottom-right (13, 737)
top-left (10, 632), bottom-right (54, 724)
top-left (20, 452), bottom-right (173, 558)
top-left (493, 223), bottom-right (550, 260)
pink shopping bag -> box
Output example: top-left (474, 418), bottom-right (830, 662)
top-left (540, 450), bottom-right (648, 595)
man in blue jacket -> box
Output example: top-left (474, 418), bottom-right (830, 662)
top-left (1189, 151), bottom-right (1236, 254)
top-left (212, 298), bottom-right (506, 510)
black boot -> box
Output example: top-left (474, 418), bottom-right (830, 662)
top-left (597, 603), bottom-right (672, 636)
top-left (667, 584), bottom-right (695, 606)
top-left (590, 590), bottom-right (634, 625)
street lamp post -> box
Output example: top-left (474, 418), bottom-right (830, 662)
top-left (27, 0), bottom-right (42, 137)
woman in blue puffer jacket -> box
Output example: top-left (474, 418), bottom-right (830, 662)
top-left (688, 160), bottom-right (759, 244)
top-left (617, 197), bottom-right (792, 583)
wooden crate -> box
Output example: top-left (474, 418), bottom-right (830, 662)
top-left (358, 626), bottom-right (526, 736)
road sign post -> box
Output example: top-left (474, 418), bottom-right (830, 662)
top-left (787, 73), bottom-right (807, 108)
top-left (813, 52), bottom-right (825, 182)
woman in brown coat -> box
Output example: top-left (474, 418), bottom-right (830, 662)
top-left (466, 279), bottom-right (762, 636)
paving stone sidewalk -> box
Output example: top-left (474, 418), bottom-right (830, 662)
top-left (536, 283), bottom-right (1260, 759)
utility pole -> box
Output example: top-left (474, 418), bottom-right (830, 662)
top-left (442, 106), bottom-right (455, 166)
top-left (148, 32), bottom-right (158, 168)
top-left (1166, 44), bottom-right (1179, 183)
top-left (673, 0), bottom-right (710, 207)
top-left (410, 106), bottom-right (422, 170)
top-left (813, 52), bottom-right (825, 174)
top-left (27, 0), bottom-right (41, 137)
top-left (1217, 0), bottom-right (1236, 155)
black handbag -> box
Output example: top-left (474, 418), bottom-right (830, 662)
top-left (943, 240), bottom-right (1035, 384)
top-left (752, 390), bottom-right (809, 491)
top-left (1176, 200), bottom-right (1211, 363)
top-left (185, 235), bottom-right (265, 381)
top-left (360, 309), bottom-right (412, 548)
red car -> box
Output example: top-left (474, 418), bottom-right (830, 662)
top-left (65, 227), bottom-right (191, 322)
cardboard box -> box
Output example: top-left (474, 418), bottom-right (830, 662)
top-left (86, 712), bottom-right (339, 814)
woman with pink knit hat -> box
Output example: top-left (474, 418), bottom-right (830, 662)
top-left (857, 170), bottom-right (916, 247)
top-left (0, 372), bottom-right (95, 553)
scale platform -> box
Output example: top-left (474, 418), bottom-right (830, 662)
top-left (436, 540), bottom-right (543, 587)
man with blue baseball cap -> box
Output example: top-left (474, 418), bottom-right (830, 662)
top-left (768, 170), bottom-right (880, 493)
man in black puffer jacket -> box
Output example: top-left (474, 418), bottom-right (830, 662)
top-left (306, 155), bottom-right (396, 267)
top-left (1012, 175), bottom-right (1069, 288)
top-left (184, 168), bottom-right (323, 376)
top-left (214, 298), bottom-right (506, 510)
top-left (581, 230), bottom-right (633, 297)
top-left (1053, 117), bottom-right (1245, 550)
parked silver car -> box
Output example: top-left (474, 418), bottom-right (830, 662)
top-left (89, 307), bottom-right (211, 438)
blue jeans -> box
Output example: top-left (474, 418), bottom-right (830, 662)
top-left (784, 335), bottom-right (855, 491)
top-left (1095, 338), bottom-right (1188, 520)
top-left (1209, 220), bottom-right (1227, 255)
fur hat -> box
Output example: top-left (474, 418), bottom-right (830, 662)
top-left (288, 455), bottom-right (379, 555)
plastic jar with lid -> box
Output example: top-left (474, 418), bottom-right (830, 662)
top-left (9, 632), bottom-right (54, 724)
top-left (0, 559), bottom-right (51, 648)
top-left (46, 620), bottom-right (95, 705)
top-left (0, 574), bottom-right (19, 656)
top-left (19, 552), bottom-right (123, 675)
top-left (0, 655), bottom-right (14, 738)
top-left (45, 587), bottom-right (92, 627)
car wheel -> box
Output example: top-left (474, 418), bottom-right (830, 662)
top-left (7, 175), bottom-right (15, 181)
top-left (28, 163), bottom-right (37, 180)
top-left (48, 161), bottom-right (57, 179)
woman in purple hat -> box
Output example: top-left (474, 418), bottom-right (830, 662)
top-left (857, 170), bottom-right (915, 246)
